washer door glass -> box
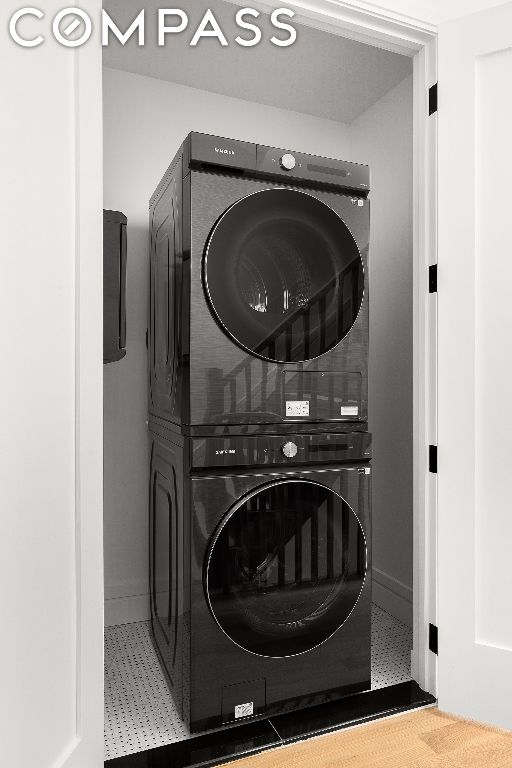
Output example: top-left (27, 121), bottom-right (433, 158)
top-left (204, 189), bottom-right (364, 363)
top-left (205, 480), bottom-right (367, 657)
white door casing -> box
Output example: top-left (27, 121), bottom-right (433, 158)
top-left (226, 0), bottom-right (436, 53)
top-left (411, 34), bottom-right (438, 697)
top-left (437, 0), bottom-right (512, 730)
top-left (1, 1), bottom-right (103, 766)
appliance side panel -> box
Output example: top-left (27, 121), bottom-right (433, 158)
top-left (148, 427), bottom-right (186, 719)
top-left (149, 155), bottom-right (187, 426)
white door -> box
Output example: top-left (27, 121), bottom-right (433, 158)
top-left (438, 1), bottom-right (512, 730)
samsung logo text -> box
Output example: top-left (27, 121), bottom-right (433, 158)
top-left (9, 7), bottom-right (297, 48)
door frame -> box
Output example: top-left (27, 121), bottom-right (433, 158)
top-left (76, 17), bottom-right (439, 764)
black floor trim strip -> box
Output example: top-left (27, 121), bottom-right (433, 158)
top-left (269, 681), bottom-right (436, 743)
top-left (105, 682), bottom-right (436, 767)
top-left (105, 718), bottom-right (280, 767)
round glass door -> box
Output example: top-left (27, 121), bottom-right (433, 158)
top-left (205, 480), bottom-right (367, 657)
top-left (204, 189), bottom-right (364, 363)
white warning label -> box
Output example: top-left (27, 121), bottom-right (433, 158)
top-left (340, 405), bottom-right (359, 416)
top-left (286, 400), bottom-right (310, 417)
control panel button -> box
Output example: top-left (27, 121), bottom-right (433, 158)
top-left (280, 153), bottom-right (296, 171)
top-left (281, 441), bottom-right (298, 458)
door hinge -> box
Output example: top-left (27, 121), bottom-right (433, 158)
top-left (429, 264), bottom-right (437, 293)
top-left (429, 82), bottom-right (438, 115)
top-left (429, 445), bottom-right (437, 473)
top-left (429, 623), bottom-right (438, 655)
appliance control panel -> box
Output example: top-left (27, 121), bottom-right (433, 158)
top-left (191, 432), bottom-right (372, 469)
top-left (256, 144), bottom-right (370, 193)
top-left (184, 132), bottom-right (370, 195)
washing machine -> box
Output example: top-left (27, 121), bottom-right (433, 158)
top-left (149, 420), bottom-right (372, 732)
top-left (148, 132), bottom-right (370, 432)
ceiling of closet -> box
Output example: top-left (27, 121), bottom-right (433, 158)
top-left (102, 0), bottom-right (412, 123)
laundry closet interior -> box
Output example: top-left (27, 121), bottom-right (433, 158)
top-left (102, 0), bottom-right (431, 762)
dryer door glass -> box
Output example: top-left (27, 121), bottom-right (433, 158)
top-left (204, 189), bottom-right (364, 363)
top-left (205, 479), bottom-right (367, 657)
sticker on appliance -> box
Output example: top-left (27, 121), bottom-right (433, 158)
top-left (286, 400), bottom-right (310, 417)
top-left (340, 405), bottom-right (359, 416)
top-left (235, 702), bottom-right (254, 719)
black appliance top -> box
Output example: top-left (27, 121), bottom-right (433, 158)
top-left (184, 131), bottom-right (370, 195)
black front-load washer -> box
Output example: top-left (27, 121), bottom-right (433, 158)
top-left (148, 132), bottom-right (370, 431)
top-left (149, 421), bottom-right (372, 732)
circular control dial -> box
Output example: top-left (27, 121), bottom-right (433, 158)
top-left (280, 153), bottom-right (296, 171)
top-left (282, 441), bottom-right (298, 458)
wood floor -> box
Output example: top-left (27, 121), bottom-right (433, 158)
top-left (224, 708), bottom-right (512, 767)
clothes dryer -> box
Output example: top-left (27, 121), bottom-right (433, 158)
top-left (149, 133), bottom-right (370, 431)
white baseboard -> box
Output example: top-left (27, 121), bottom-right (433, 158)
top-left (373, 567), bottom-right (413, 627)
top-left (104, 593), bottom-right (150, 627)
top-left (104, 579), bottom-right (148, 601)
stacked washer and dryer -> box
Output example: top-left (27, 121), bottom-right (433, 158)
top-left (148, 132), bottom-right (372, 733)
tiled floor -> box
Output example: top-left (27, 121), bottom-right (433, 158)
top-left (370, 605), bottom-right (413, 690)
top-left (104, 622), bottom-right (190, 759)
top-left (104, 605), bottom-right (413, 760)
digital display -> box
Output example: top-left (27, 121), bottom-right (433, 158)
top-left (309, 444), bottom-right (351, 454)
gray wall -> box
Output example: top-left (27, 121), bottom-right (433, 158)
top-left (103, 66), bottom-right (351, 625)
top-left (351, 75), bottom-right (414, 625)
top-left (103, 66), bottom-right (413, 627)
